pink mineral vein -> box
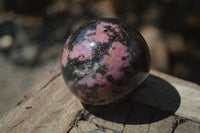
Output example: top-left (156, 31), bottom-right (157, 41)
top-left (77, 76), bottom-right (96, 88)
top-left (62, 48), bottom-right (69, 67)
top-left (62, 35), bottom-right (71, 67)
top-left (95, 73), bottom-right (108, 85)
top-left (64, 35), bottom-right (71, 47)
top-left (77, 41), bottom-right (131, 93)
top-left (69, 40), bottom-right (93, 60)
top-left (85, 22), bottom-right (120, 43)
top-left (100, 41), bottom-right (130, 80)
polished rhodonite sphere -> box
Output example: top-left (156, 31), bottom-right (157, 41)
top-left (61, 18), bottom-right (151, 105)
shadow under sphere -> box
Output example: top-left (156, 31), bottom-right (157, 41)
top-left (83, 75), bottom-right (181, 124)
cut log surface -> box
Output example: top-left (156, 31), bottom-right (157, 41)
top-left (0, 66), bottom-right (200, 133)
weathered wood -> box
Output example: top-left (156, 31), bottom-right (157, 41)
top-left (0, 66), bottom-right (200, 133)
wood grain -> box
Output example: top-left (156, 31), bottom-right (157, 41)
top-left (0, 66), bottom-right (199, 133)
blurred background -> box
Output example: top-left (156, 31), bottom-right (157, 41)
top-left (0, 0), bottom-right (199, 116)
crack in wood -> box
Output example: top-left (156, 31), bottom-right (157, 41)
top-left (121, 101), bottom-right (133, 133)
top-left (25, 106), bottom-right (32, 109)
top-left (147, 124), bottom-right (150, 133)
top-left (82, 112), bottom-right (91, 121)
top-left (67, 109), bottom-right (86, 133)
top-left (52, 108), bottom-right (63, 114)
top-left (16, 96), bottom-right (28, 106)
top-left (188, 119), bottom-right (200, 124)
top-left (11, 120), bottom-right (25, 129)
top-left (93, 123), bottom-right (121, 133)
top-left (68, 110), bottom-right (122, 133)
top-left (174, 115), bottom-right (200, 124)
top-left (171, 116), bottom-right (188, 133)
top-left (39, 72), bottom-right (61, 92)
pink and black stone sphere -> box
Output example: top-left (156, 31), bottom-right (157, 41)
top-left (61, 18), bottom-right (151, 105)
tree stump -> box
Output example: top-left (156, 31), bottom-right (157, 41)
top-left (0, 66), bottom-right (200, 133)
